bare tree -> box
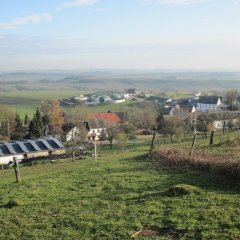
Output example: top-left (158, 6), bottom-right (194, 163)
top-left (106, 124), bottom-right (119, 148)
top-left (225, 89), bottom-right (238, 111)
top-left (127, 108), bottom-right (156, 130)
top-left (65, 106), bottom-right (88, 161)
top-left (0, 105), bottom-right (15, 140)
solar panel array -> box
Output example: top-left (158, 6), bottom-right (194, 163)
top-left (0, 137), bottom-right (64, 156)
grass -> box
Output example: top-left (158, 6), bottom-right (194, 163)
top-left (0, 143), bottom-right (240, 239)
top-left (0, 90), bottom-right (87, 118)
top-left (0, 90), bottom-right (135, 118)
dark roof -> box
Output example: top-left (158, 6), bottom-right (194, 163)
top-left (126, 88), bottom-right (136, 94)
top-left (199, 96), bottom-right (222, 104)
top-left (87, 119), bottom-right (106, 129)
top-left (0, 137), bottom-right (64, 157)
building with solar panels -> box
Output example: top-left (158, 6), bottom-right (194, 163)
top-left (0, 137), bottom-right (65, 165)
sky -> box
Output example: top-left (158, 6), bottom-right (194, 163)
top-left (0, 0), bottom-right (240, 71)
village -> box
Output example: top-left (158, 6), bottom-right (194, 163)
top-left (1, 88), bottom-right (240, 167)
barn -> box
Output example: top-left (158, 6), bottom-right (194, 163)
top-left (0, 137), bottom-right (65, 165)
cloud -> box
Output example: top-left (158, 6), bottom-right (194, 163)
top-left (0, 13), bottom-right (52, 30)
top-left (59, 0), bottom-right (97, 10)
top-left (144, 0), bottom-right (207, 5)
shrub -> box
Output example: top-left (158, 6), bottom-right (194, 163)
top-left (164, 184), bottom-right (201, 197)
top-left (5, 199), bottom-right (22, 208)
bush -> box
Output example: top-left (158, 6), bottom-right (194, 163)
top-left (5, 199), bottom-right (22, 208)
top-left (164, 184), bottom-right (201, 197)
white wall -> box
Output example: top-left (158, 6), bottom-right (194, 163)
top-left (0, 154), bottom-right (24, 165)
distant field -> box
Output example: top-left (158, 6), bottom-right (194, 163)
top-left (0, 90), bottom-right (85, 117)
top-left (1, 69), bottom-right (240, 118)
top-left (0, 90), bottom-right (142, 118)
top-left (0, 143), bottom-right (239, 239)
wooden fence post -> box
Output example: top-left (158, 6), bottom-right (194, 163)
top-left (150, 127), bottom-right (157, 151)
top-left (13, 158), bottom-right (21, 183)
top-left (189, 134), bottom-right (197, 157)
top-left (94, 140), bottom-right (97, 162)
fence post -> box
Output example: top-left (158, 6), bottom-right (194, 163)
top-left (189, 134), bottom-right (197, 157)
top-left (13, 158), bottom-right (21, 183)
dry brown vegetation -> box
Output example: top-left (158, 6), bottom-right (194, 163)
top-left (150, 144), bottom-right (240, 183)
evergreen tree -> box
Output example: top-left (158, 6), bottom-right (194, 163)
top-left (24, 114), bottom-right (30, 125)
top-left (11, 113), bottom-right (26, 140)
top-left (28, 109), bottom-right (44, 138)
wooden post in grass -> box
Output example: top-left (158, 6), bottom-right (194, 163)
top-left (209, 131), bottom-right (214, 145)
top-left (91, 133), bottom-right (97, 162)
top-left (13, 158), bottom-right (21, 183)
top-left (190, 134), bottom-right (197, 157)
top-left (150, 127), bottom-right (157, 151)
top-left (94, 139), bottom-right (97, 162)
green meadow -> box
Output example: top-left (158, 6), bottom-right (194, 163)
top-left (0, 143), bottom-right (239, 240)
top-left (0, 90), bottom-right (84, 117)
top-left (0, 90), bottom-right (136, 118)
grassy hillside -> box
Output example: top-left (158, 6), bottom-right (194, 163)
top-left (0, 143), bottom-right (239, 239)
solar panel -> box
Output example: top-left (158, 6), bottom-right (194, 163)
top-left (46, 139), bottom-right (59, 149)
top-left (5, 143), bottom-right (16, 154)
top-left (0, 146), bottom-right (4, 156)
top-left (40, 139), bottom-right (53, 150)
top-left (0, 145), bottom-right (11, 155)
top-left (35, 141), bottom-right (48, 150)
top-left (16, 142), bottom-right (29, 153)
top-left (28, 140), bottom-right (41, 151)
top-left (50, 138), bottom-right (64, 148)
top-left (24, 142), bottom-right (37, 152)
top-left (12, 143), bottom-right (24, 154)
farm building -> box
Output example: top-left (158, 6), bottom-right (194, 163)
top-left (0, 137), bottom-right (65, 165)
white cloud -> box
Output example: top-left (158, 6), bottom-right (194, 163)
top-left (144, 0), bottom-right (207, 5)
top-left (59, 0), bottom-right (97, 10)
top-left (0, 13), bottom-right (52, 30)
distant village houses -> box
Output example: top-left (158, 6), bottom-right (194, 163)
top-left (196, 96), bottom-right (222, 112)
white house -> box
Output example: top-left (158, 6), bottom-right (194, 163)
top-left (196, 96), bottom-right (222, 112)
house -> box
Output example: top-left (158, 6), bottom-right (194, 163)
top-left (170, 104), bottom-right (196, 121)
top-left (86, 119), bottom-right (107, 140)
top-left (196, 96), bottom-right (222, 112)
top-left (0, 137), bottom-right (65, 165)
top-left (86, 112), bottom-right (122, 140)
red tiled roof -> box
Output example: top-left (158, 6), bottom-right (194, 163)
top-left (88, 112), bottom-right (121, 124)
